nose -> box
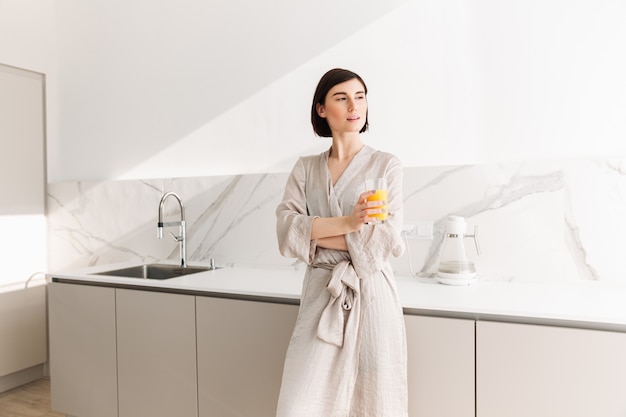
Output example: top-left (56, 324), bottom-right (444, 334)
top-left (348, 98), bottom-right (357, 111)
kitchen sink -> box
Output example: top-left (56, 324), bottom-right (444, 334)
top-left (92, 263), bottom-right (218, 280)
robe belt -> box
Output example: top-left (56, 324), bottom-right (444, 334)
top-left (316, 260), bottom-right (361, 348)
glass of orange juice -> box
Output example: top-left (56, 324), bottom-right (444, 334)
top-left (365, 178), bottom-right (388, 224)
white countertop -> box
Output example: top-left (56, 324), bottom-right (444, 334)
top-left (48, 262), bottom-right (626, 332)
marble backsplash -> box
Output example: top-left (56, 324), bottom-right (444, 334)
top-left (47, 157), bottom-right (626, 285)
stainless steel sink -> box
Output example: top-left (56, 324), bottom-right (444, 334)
top-left (92, 263), bottom-right (218, 280)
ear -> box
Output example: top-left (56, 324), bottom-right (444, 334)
top-left (316, 103), bottom-right (326, 118)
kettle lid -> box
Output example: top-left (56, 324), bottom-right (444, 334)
top-left (445, 215), bottom-right (467, 235)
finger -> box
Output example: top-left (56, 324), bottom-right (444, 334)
top-left (359, 190), bottom-right (375, 201)
top-left (366, 208), bottom-right (387, 216)
top-left (364, 200), bottom-right (387, 208)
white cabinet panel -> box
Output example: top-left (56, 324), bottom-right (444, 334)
top-left (116, 289), bottom-right (197, 417)
top-left (405, 315), bottom-right (475, 417)
top-left (48, 283), bottom-right (117, 417)
top-left (0, 63), bottom-right (45, 215)
top-left (477, 321), bottom-right (626, 417)
top-left (0, 65), bottom-right (47, 383)
top-left (196, 297), bottom-right (298, 417)
top-left (0, 64), bottom-right (47, 287)
top-left (0, 284), bottom-right (47, 377)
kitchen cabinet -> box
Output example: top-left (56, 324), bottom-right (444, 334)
top-left (405, 315), bottom-right (475, 417)
top-left (116, 289), bottom-right (197, 417)
top-left (48, 283), bottom-right (117, 417)
top-left (0, 63), bottom-right (47, 392)
top-left (48, 277), bottom-right (626, 417)
top-left (476, 321), bottom-right (626, 417)
top-left (196, 299), bottom-right (474, 417)
top-left (0, 284), bottom-right (47, 382)
top-left (0, 64), bottom-right (46, 214)
top-left (196, 296), bottom-right (298, 417)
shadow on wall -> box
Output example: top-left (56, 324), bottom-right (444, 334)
top-left (53, 0), bottom-right (409, 182)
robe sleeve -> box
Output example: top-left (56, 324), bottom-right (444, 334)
top-left (276, 157), bottom-right (318, 264)
top-left (345, 155), bottom-right (405, 279)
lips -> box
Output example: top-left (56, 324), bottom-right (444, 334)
top-left (347, 116), bottom-right (360, 122)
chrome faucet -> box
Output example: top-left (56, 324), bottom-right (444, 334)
top-left (157, 192), bottom-right (187, 267)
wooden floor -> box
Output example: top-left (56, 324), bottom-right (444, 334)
top-left (0, 378), bottom-right (64, 417)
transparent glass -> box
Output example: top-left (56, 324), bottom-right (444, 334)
top-left (364, 178), bottom-right (388, 224)
top-left (438, 236), bottom-right (476, 275)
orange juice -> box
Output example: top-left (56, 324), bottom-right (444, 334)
top-left (366, 189), bottom-right (388, 222)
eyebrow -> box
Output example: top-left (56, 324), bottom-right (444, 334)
top-left (331, 90), bottom-right (366, 97)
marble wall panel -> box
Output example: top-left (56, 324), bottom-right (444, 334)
top-left (46, 157), bottom-right (626, 285)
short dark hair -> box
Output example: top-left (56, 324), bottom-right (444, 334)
top-left (311, 68), bottom-right (369, 137)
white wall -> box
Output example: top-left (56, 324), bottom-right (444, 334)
top-left (52, 0), bottom-right (407, 181)
top-left (3, 1), bottom-right (626, 183)
top-left (114, 0), bottom-right (626, 182)
top-left (0, 1), bottom-right (56, 73)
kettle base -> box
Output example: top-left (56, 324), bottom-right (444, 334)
top-left (437, 271), bottom-right (477, 286)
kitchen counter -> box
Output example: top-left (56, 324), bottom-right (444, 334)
top-left (48, 261), bottom-right (626, 332)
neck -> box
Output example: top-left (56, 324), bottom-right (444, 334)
top-left (329, 134), bottom-right (363, 161)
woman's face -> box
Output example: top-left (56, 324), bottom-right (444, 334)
top-left (316, 78), bottom-right (367, 137)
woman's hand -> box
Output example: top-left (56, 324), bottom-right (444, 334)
top-left (348, 190), bottom-right (385, 231)
top-left (311, 190), bottom-right (385, 242)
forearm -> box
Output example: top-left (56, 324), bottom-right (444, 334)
top-left (316, 235), bottom-right (348, 251)
top-left (311, 216), bottom-right (356, 240)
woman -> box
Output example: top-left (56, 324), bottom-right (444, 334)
top-left (275, 68), bottom-right (408, 417)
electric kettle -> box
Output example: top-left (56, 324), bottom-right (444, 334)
top-left (437, 216), bottom-right (480, 285)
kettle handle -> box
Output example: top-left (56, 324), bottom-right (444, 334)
top-left (465, 225), bottom-right (481, 255)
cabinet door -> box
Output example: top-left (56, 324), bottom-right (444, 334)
top-left (196, 297), bottom-right (298, 417)
top-left (405, 315), bottom-right (475, 417)
top-left (48, 283), bottom-right (117, 417)
top-left (477, 321), bottom-right (626, 417)
top-left (0, 283), bottom-right (47, 378)
top-left (116, 289), bottom-right (197, 417)
top-left (0, 64), bottom-right (47, 287)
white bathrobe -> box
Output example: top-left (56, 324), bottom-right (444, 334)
top-left (275, 146), bottom-right (408, 417)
